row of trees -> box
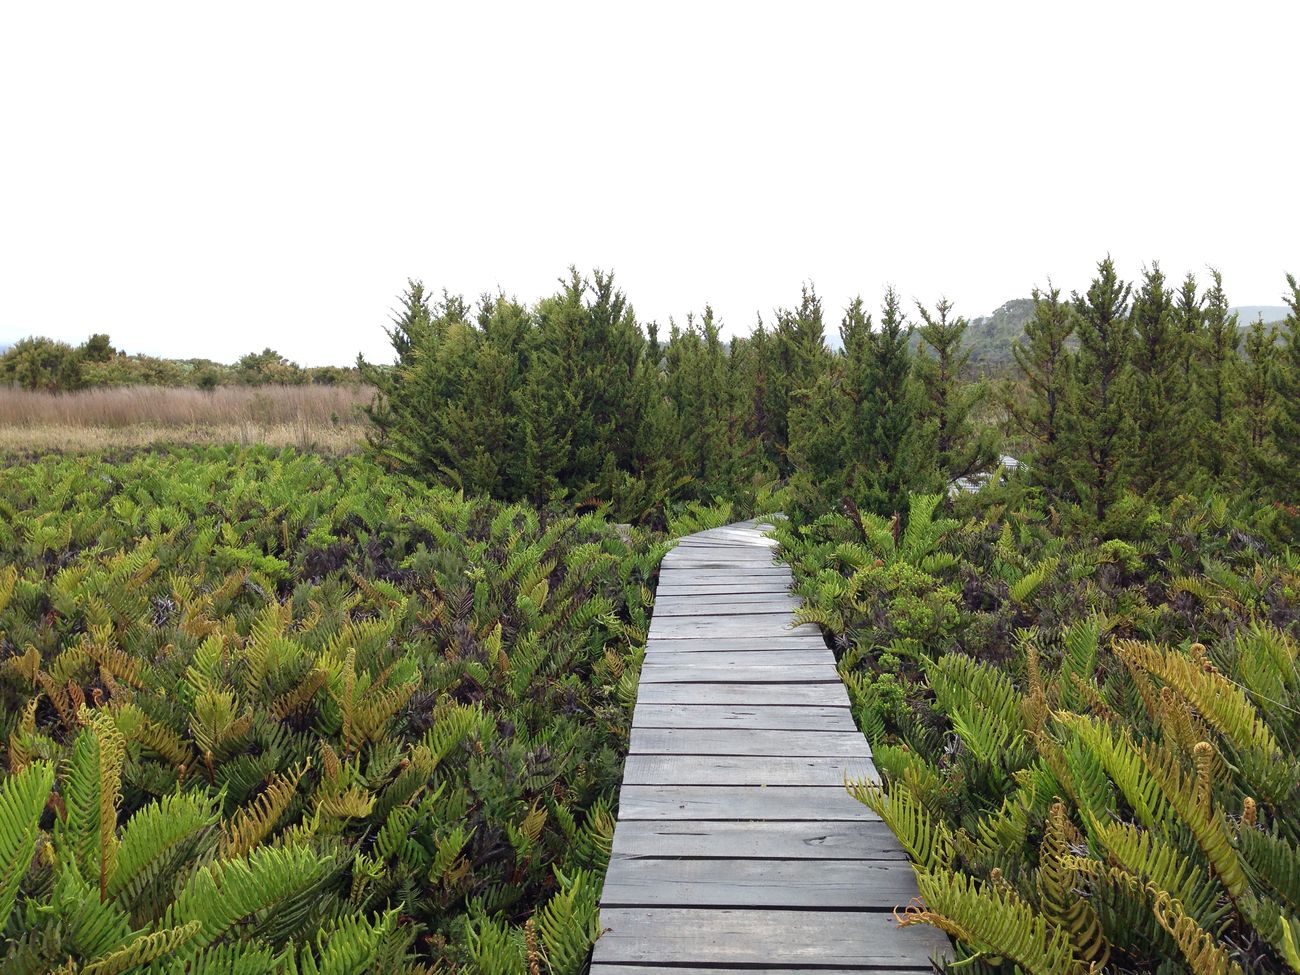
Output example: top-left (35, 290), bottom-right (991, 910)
top-left (363, 263), bottom-right (1298, 524)
top-left (1010, 260), bottom-right (1300, 522)
top-left (0, 335), bottom-right (360, 391)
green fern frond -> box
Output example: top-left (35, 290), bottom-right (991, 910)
top-left (0, 760), bottom-right (55, 928)
top-left (906, 868), bottom-right (1082, 975)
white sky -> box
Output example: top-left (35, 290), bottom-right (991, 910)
top-left (2, 2), bottom-right (1296, 366)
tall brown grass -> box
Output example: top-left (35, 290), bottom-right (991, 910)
top-left (0, 385), bottom-right (373, 454)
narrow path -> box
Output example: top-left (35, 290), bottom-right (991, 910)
top-left (592, 520), bottom-right (949, 973)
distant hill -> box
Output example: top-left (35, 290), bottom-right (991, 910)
top-left (1232, 306), bottom-right (1288, 325)
top-left (897, 299), bottom-right (1289, 374)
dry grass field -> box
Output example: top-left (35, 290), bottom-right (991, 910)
top-left (0, 384), bottom-right (372, 454)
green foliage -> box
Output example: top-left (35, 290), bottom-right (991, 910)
top-left (780, 486), bottom-right (1299, 973)
top-left (0, 447), bottom-right (669, 970)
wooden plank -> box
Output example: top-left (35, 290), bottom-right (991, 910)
top-left (653, 600), bottom-right (800, 617)
top-left (654, 591), bottom-right (800, 607)
top-left (638, 664), bottom-right (841, 684)
top-left (650, 619), bottom-right (820, 640)
top-left (635, 682), bottom-right (850, 707)
top-left (592, 908), bottom-right (951, 967)
top-left (622, 754), bottom-right (877, 786)
top-left (632, 704), bottom-right (859, 731)
top-left (629, 727), bottom-right (871, 757)
top-left (601, 856), bottom-right (916, 908)
top-left (615, 785), bottom-right (878, 821)
top-left (641, 649), bottom-right (830, 668)
top-left (642, 638), bottom-right (828, 653)
top-left (609, 819), bottom-right (905, 860)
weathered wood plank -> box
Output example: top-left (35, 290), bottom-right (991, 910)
top-left (641, 637), bottom-right (827, 652)
top-left (592, 908), bottom-right (951, 967)
top-left (638, 664), bottom-right (841, 684)
top-left (609, 819), bottom-right (905, 860)
top-left (650, 619), bottom-right (820, 640)
top-left (635, 682), bottom-right (850, 707)
top-left (652, 600), bottom-right (801, 617)
top-left (655, 585), bottom-right (795, 600)
top-left (622, 754), bottom-right (877, 786)
top-left (654, 591), bottom-right (800, 607)
top-left (629, 727), bottom-right (871, 757)
top-left (651, 605), bottom-right (796, 619)
top-left (601, 857), bottom-right (916, 908)
top-left (632, 704), bottom-right (859, 731)
top-left (641, 649), bottom-right (830, 668)
top-left (615, 785), bottom-right (878, 821)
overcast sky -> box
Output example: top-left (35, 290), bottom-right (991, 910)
top-left (2, 2), bottom-right (1295, 366)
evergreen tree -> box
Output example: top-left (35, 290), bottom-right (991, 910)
top-left (1129, 262), bottom-right (1189, 500)
top-left (914, 298), bottom-right (997, 483)
top-left (1237, 315), bottom-right (1280, 489)
top-left (851, 289), bottom-right (931, 515)
top-left (1009, 285), bottom-right (1075, 501)
top-left (1271, 273), bottom-right (1300, 485)
top-left (766, 285), bottom-right (829, 474)
top-left (663, 307), bottom-right (744, 495)
top-left (1195, 269), bottom-right (1241, 485)
top-left (1064, 257), bottom-right (1134, 524)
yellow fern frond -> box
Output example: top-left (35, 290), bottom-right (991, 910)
top-left (1152, 890), bottom-right (1244, 975)
top-left (219, 762), bottom-right (306, 859)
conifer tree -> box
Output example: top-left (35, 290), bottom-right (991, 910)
top-left (851, 288), bottom-right (932, 515)
top-left (1064, 257), bottom-right (1134, 524)
top-left (914, 298), bottom-right (997, 483)
top-left (1237, 315), bottom-right (1280, 489)
top-left (664, 307), bottom-right (743, 495)
top-left (1272, 273), bottom-right (1300, 484)
top-left (1129, 262), bottom-right (1190, 500)
top-left (1195, 269), bottom-right (1241, 485)
top-left (1009, 285), bottom-right (1075, 501)
top-left (767, 285), bottom-right (829, 474)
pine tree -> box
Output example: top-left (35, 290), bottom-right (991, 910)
top-left (1195, 269), bottom-right (1241, 485)
top-left (664, 307), bottom-right (744, 495)
top-left (1009, 285), bottom-right (1075, 502)
top-left (1271, 273), bottom-right (1300, 485)
top-left (1065, 257), bottom-right (1134, 524)
top-left (914, 298), bottom-right (997, 483)
top-left (1171, 273), bottom-right (1204, 474)
top-left (1129, 262), bottom-right (1190, 500)
top-left (850, 289), bottom-right (932, 515)
top-left (1236, 315), bottom-right (1280, 489)
top-left (767, 285), bottom-right (829, 475)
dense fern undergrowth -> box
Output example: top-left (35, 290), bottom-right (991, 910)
top-left (0, 446), bottom-right (686, 973)
top-left (774, 484), bottom-right (1300, 974)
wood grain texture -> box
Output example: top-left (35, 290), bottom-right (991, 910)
top-left (629, 727), bottom-right (872, 757)
top-left (631, 704), bottom-right (860, 731)
top-left (622, 754), bottom-right (877, 786)
top-left (591, 908), bottom-right (951, 967)
top-left (596, 520), bottom-right (944, 970)
top-left (609, 819), bottom-right (905, 860)
top-left (615, 785), bottom-right (879, 821)
top-left (601, 857), bottom-right (917, 908)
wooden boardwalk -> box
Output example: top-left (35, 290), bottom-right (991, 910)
top-left (592, 520), bottom-right (949, 974)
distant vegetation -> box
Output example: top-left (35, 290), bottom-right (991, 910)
top-left (0, 258), bottom-right (1297, 972)
top-left (0, 335), bottom-right (360, 392)
top-left (362, 261), bottom-right (1299, 529)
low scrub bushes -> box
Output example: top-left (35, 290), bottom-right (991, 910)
top-left (0, 447), bottom-right (667, 972)
top-left (775, 488), bottom-right (1299, 974)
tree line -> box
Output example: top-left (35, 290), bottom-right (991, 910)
top-left (0, 334), bottom-right (360, 391)
top-left (360, 260), bottom-right (1299, 526)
